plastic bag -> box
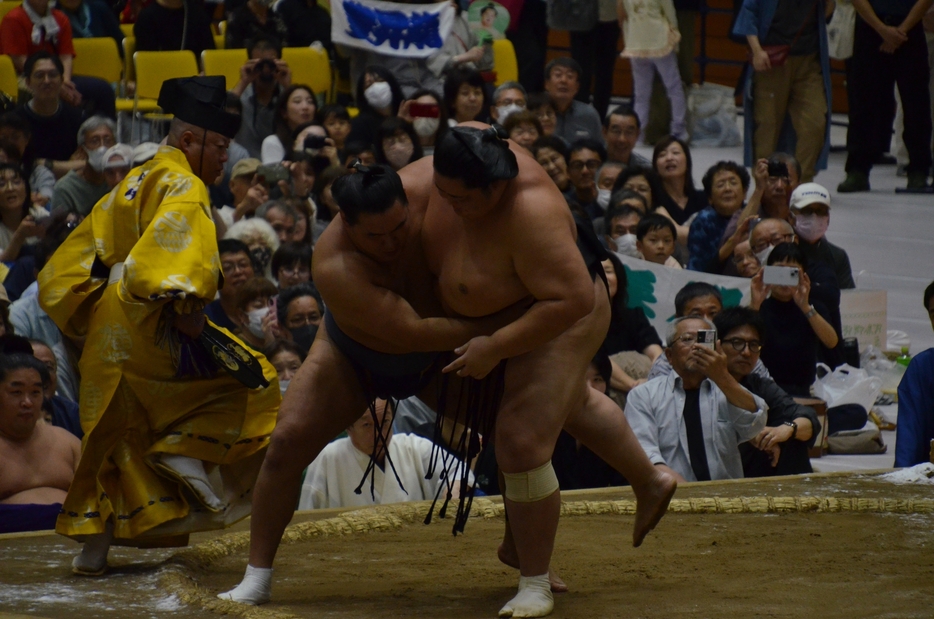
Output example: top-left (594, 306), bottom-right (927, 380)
top-left (826, 0), bottom-right (855, 60)
top-left (686, 83), bottom-right (741, 147)
top-left (861, 346), bottom-right (902, 392)
top-left (812, 363), bottom-right (882, 411)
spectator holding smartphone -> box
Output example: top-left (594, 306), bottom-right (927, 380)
top-left (397, 90), bottom-right (447, 156)
top-left (232, 39), bottom-right (293, 159)
top-left (750, 242), bottom-right (838, 397)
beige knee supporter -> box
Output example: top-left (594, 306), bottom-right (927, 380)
top-left (502, 462), bottom-right (559, 503)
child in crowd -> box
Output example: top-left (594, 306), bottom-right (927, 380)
top-left (319, 104), bottom-right (352, 155)
top-left (618, 0), bottom-right (687, 141)
top-left (636, 213), bottom-right (680, 268)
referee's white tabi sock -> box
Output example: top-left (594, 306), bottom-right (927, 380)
top-left (158, 453), bottom-right (226, 511)
top-left (72, 520), bottom-right (114, 576)
top-left (217, 565), bottom-right (273, 605)
top-left (499, 573), bottom-right (554, 618)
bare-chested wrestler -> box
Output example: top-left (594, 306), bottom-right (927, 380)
top-left (221, 150), bottom-right (675, 615)
top-left (0, 354), bottom-right (81, 533)
top-left (415, 125), bottom-right (675, 616)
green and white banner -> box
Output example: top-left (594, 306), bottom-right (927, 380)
top-left (617, 254), bottom-right (751, 339)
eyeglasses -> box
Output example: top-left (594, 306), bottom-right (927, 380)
top-left (85, 135), bottom-right (116, 149)
top-left (568, 159), bottom-right (601, 172)
top-left (723, 338), bottom-right (762, 353)
top-left (751, 234), bottom-right (795, 253)
top-left (670, 333), bottom-right (702, 346)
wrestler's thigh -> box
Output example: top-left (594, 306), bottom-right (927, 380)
top-left (272, 326), bottom-right (369, 457)
top-left (496, 281), bottom-right (611, 468)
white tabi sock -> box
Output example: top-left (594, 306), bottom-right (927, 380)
top-left (499, 573), bottom-right (554, 618)
top-left (72, 520), bottom-right (114, 576)
top-left (159, 453), bottom-right (226, 511)
top-left (217, 565), bottom-right (273, 605)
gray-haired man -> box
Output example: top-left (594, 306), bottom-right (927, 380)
top-left (490, 80), bottom-right (528, 125)
top-left (50, 115), bottom-right (116, 217)
top-left (624, 316), bottom-right (767, 482)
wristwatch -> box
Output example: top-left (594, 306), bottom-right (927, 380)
top-left (783, 420), bottom-right (798, 440)
top-left (805, 305), bottom-right (817, 318)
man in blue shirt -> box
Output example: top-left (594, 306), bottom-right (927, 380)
top-left (894, 281), bottom-right (934, 466)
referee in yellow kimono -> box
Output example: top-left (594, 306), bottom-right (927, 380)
top-left (38, 77), bottom-right (280, 575)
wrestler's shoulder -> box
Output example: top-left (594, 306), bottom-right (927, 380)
top-left (398, 156), bottom-right (434, 209)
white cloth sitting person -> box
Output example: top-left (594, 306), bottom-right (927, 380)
top-left (297, 399), bottom-right (470, 509)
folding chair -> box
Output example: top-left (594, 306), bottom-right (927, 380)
top-left (73, 37), bottom-right (134, 138)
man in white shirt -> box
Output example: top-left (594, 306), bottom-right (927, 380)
top-left (298, 399), bottom-right (468, 510)
top-left (625, 316), bottom-right (767, 482)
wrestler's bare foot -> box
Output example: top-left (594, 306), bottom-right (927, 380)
top-left (497, 541), bottom-right (568, 593)
top-left (632, 470), bottom-right (677, 548)
top-left (499, 574), bottom-right (553, 618)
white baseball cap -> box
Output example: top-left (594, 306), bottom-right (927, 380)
top-left (790, 182), bottom-right (831, 210)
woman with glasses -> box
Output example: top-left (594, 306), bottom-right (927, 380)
top-left (0, 163), bottom-right (48, 262)
top-left (527, 92), bottom-right (559, 139)
top-left (713, 306), bottom-right (820, 477)
top-left (271, 242), bottom-right (312, 289)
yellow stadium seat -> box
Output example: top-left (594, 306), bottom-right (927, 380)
top-left (281, 46), bottom-right (331, 103)
top-left (202, 48), bottom-right (247, 91)
top-left (492, 39), bottom-right (518, 87)
top-left (218, 20), bottom-right (227, 35)
top-left (73, 37), bottom-right (123, 84)
top-left (0, 55), bottom-right (18, 102)
top-left (119, 23), bottom-right (134, 39)
top-left (0, 1), bottom-right (21, 22)
top-left (133, 50), bottom-right (198, 140)
top-left (72, 37), bottom-right (134, 127)
top-left (214, 34), bottom-right (225, 50)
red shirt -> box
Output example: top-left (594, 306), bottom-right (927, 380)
top-left (0, 6), bottom-right (75, 58)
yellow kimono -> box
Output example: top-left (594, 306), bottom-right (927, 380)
top-left (39, 146), bottom-right (280, 543)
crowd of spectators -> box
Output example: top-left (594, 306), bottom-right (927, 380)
top-left (1, 0), bottom-right (933, 529)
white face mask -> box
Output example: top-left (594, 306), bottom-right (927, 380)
top-left (278, 379), bottom-right (290, 395)
top-left (495, 103), bottom-right (523, 124)
top-left (413, 116), bottom-right (440, 138)
top-left (364, 81), bottom-right (393, 110)
top-left (86, 145), bottom-right (108, 172)
top-left (385, 142), bottom-right (414, 169)
top-left (755, 244), bottom-right (774, 266)
top-left (794, 213), bottom-right (829, 243)
top-left (612, 233), bottom-right (639, 258)
top-left (596, 188), bottom-right (611, 210)
top-left (246, 307), bottom-right (269, 339)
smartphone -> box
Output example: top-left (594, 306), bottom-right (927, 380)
top-left (303, 134), bottom-right (327, 151)
top-left (762, 265), bottom-right (800, 287)
top-left (256, 164), bottom-right (290, 186)
top-left (409, 102), bottom-right (440, 118)
top-left (695, 329), bottom-right (717, 350)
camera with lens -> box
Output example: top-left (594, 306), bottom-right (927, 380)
top-left (253, 58), bottom-right (278, 80)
